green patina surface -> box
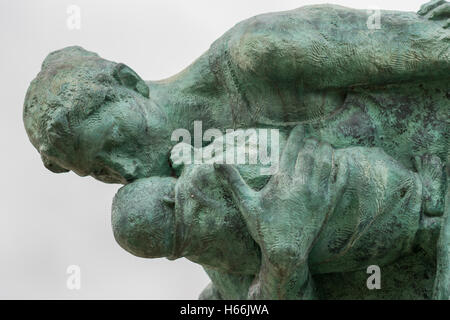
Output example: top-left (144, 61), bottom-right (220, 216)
top-left (23, 1), bottom-right (449, 299)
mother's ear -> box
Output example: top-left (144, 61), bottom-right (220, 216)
top-left (113, 63), bottom-right (149, 98)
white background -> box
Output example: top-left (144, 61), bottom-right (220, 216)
top-left (0, 0), bottom-right (427, 299)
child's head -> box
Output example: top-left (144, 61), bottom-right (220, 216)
top-left (112, 177), bottom-right (177, 258)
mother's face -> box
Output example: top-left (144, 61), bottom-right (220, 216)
top-left (24, 46), bottom-right (172, 184)
top-left (72, 93), bottom-right (172, 184)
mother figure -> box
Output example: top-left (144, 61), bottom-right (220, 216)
top-left (23, 1), bottom-right (449, 299)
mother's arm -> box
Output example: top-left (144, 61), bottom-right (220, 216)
top-left (208, 1), bottom-right (449, 92)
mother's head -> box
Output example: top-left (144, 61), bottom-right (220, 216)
top-left (111, 177), bottom-right (178, 259)
top-left (24, 46), bottom-right (172, 184)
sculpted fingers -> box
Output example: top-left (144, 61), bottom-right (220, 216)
top-left (311, 142), bottom-right (334, 195)
top-left (214, 163), bottom-right (261, 231)
top-left (293, 140), bottom-right (335, 213)
top-left (294, 138), bottom-right (319, 182)
top-left (214, 164), bottom-right (255, 201)
top-left (279, 125), bottom-right (306, 176)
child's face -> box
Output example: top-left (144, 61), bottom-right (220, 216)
top-left (111, 177), bottom-right (177, 258)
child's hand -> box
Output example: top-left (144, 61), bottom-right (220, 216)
top-left (214, 125), bottom-right (344, 276)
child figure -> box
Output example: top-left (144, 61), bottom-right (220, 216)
top-left (112, 126), bottom-right (444, 299)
